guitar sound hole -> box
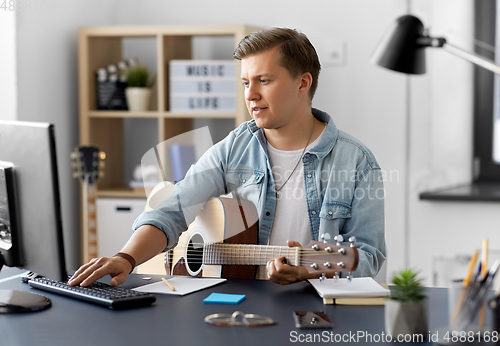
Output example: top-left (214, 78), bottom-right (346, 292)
top-left (186, 233), bottom-right (204, 273)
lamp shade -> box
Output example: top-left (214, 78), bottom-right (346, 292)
top-left (371, 15), bottom-right (427, 74)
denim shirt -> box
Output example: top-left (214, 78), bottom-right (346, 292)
top-left (133, 108), bottom-right (386, 278)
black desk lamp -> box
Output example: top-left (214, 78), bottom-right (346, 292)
top-left (371, 14), bottom-right (500, 75)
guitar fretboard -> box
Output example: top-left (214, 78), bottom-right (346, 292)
top-left (82, 184), bottom-right (97, 262)
top-left (203, 243), bottom-right (300, 266)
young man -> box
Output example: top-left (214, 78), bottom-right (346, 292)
top-left (70, 27), bottom-right (386, 287)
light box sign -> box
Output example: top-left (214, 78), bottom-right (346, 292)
top-left (169, 60), bottom-right (237, 113)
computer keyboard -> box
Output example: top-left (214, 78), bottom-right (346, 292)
top-left (28, 276), bottom-right (156, 310)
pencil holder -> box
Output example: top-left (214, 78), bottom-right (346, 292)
top-left (489, 296), bottom-right (500, 333)
top-left (449, 280), bottom-right (469, 331)
top-left (448, 279), bottom-right (482, 332)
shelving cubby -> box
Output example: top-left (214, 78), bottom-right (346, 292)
top-left (78, 25), bottom-right (261, 199)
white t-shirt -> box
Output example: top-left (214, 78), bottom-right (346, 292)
top-left (256, 128), bottom-right (325, 279)
top-left (267, 129), bottom-right (324, 246)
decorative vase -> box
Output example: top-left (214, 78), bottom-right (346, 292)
top-left (385, 299), bottom-right (428, 337)
top-left (125, 87), bottom-right (152, 111)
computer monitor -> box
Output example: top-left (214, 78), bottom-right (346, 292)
top-left (0, 120), bottom-right (67, 283)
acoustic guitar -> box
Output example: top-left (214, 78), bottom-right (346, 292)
top-left (145, 182), bottom-right (359, 279)
top-left (71, 146), bottom-right (105, 263)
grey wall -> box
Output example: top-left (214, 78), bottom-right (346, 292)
top-left (0, 11), bottom-right (16, 121)
top-left (2, 0), bottom-right (493, 285)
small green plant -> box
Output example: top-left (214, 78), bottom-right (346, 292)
top-left (125, 65), bottom-right (151, 87)
top-left (388, 269), bottom-right (425, 303)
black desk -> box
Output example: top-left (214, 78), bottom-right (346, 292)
top-left (0, 268), bottom-right (452, 346)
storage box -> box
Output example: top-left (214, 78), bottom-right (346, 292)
top-left (169, 60), bottom-right (236, 113)
top-left (96, 198), bottom-right (146, 256)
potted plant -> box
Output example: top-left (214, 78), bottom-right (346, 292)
top-left (124, 64), bottom-right (153, 111)
top-left (385, 269), bottom-right (428, 337)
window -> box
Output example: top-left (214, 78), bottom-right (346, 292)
top-left (474, 0), bottom-right (500, 180)
top-left (419, 0), bottom-right (500, 201)
top-left (495, 2), bottom-right (500, 164)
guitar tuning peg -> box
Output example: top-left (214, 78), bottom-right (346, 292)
top-left (347, 272), bottom-right (352, 282)
top-left (349, 236), bottom-right (356, 247)
top-left (334, 272), bottom-right (339, 281)
top-left (319, 273), bottom-right (326, 283)
top-left (99, 171), bottom-right (105, 178)
top-left (72, 172), bottom-right (79, 179)
top-left (320, 234), bottom-right (327, 243)
top-left (69, 152), bottom-right (77, 159)
top-left (334, 235), bottom-right (343, 246)
top-left (99, 151), bottom-right (106, 160)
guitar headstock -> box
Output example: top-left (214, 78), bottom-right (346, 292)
top-left (300, 238), bottom-right (359, 277)
top-left (71, 145), bottom-right (105, 185)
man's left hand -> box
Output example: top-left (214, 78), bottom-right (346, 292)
top-left (266, 240), bottom-right (312, 285)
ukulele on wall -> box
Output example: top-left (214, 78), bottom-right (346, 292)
top-left (71, 146), bottom-right (105, 264)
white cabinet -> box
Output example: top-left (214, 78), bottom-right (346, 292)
top-left (96, 198), bottom-right (146, 257)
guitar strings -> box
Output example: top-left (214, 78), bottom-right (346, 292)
top-left (166, 241), bottom-right (355, 267)
top-left (173, 240), bottom-right (353, 249)
top-left (169, 259), bottom-right (353, 267)
top-left (172, 241), bottom-right (353, 254)
top-left (178, 251), bottom-right (350, 257)
top-left (170, 256), bottom-right (352, 264)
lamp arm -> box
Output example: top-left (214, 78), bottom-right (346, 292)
top-left (442, 42), bottom-right (500, 75)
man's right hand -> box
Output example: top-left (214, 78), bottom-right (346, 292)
top-left (68, 255), bottom-right (132, 287)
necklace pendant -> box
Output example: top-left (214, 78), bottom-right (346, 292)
top-left (276, 191), bottom-right (281, 199)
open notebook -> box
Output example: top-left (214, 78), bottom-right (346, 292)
top-left (308, 277), bottom-right (390, 300)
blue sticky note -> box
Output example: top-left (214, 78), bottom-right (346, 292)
top-left (203, 293), bottom-right (246, 304)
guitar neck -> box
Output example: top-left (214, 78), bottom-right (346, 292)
top-left (82, 183), bottom-right (97, 262)
top-left (72, 145), bottom-right (104, 264)
top-left (203, 243), bottom-right (300, 266)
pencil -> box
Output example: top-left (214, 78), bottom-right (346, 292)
top-left (463, 250), bottom-right (479, 286)
top-left (451, 250), bottom-right (478, 324)
top-left (162, 277), bottom-right (176, 291)
top-left (481, 239), bottom-right (488, 278)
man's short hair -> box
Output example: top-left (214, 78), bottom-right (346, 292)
top-left (233, 27), bottom-right (321, 101)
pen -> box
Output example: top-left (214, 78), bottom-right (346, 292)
top-left (478, 239), bottom-right (489, 327)
top-left (162, 277), bottom-right (176, 291)
top-left (478, 259), bottom-right (498, 327)
top-left (489, 260), bottom-right (500, 280)
top-left (467, 260), bottom-right (499, 329)
top-left (494, 273), bottom-right (500, 297)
